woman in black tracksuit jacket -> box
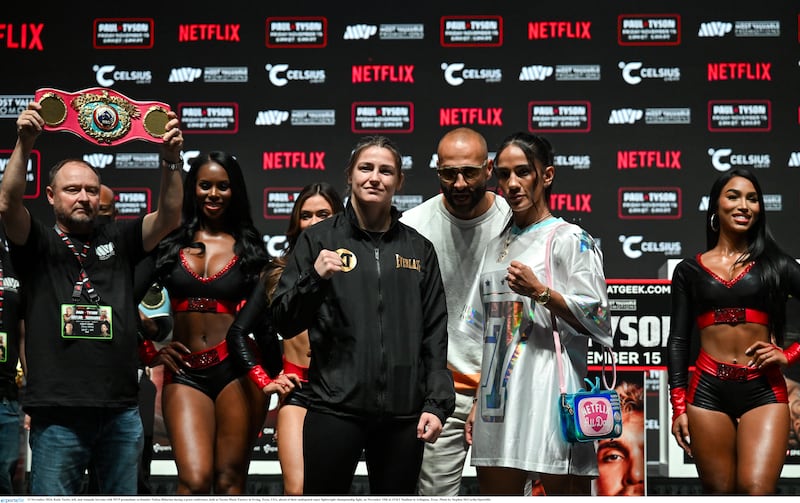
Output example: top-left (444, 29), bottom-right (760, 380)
top-left (271, 136), bottom-right (455, 495)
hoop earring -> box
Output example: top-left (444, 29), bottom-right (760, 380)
top-left (710, 213), bottom-right (719, 232)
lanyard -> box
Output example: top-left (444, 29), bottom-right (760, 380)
top-left (54, 226), bottom-right (101, 304)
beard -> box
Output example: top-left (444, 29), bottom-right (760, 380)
top-left (54, 206), bottom-right (95, 233)
top-left (441, 183), bottom-right (487, 215)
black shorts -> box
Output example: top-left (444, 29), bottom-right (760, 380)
top-left (164, 356), bottom-right (244, 401)
top-left (282, 386), bottom-right (313, 408)
top-left (687, 349), bottom-right (787, 419)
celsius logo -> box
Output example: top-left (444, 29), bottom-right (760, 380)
top-left (619, 61), bottom-right (680, 84)
top-left (83, 153), bottom-right (114, 169)
top-left (255, 110), bottom-right (289, 126)
top-left (343, 24), bottom-right (377, 40)
top-left (93, 65), bottom-right (152, 86)
top-left (708, 148), bottom-right (771, 171)
top-left (707, 62), bottom-right (771, 81)
top-left (698, 21), bottom-right (732, 37)
top-left (182, 150), bottom-right (199, 172)
top-left (519, 65), bottom-right (554, 81)
top-left (262, 235), bottom-right (288, 257)
top-left (0, 23), bottom-right (44, 50)
top-left (619, 235), bottom-right (681, 259)
top-left (617, 151), bottom-right (681, 169)
top-left (527, 21), bottom-right (591, 39)
top-left (265, 64), bottom-right (326, 87)
top-left (554, 155), bottom-right (591, 169)
top-left (168, 67), bottom-right (202, 83)
top-left (608, 108), bottom-right (643, 124)
top-left (788, 152), bottom-right (800, 168)
top-left (441, 63), bottom-right (502, 86)
top-left (351, 65), bottom-right (414, 83)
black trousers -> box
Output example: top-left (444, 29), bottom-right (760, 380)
top-left (303, 410), bottom-right (424, 495)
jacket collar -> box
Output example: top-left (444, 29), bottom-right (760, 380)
top-left (344, 200), bottom-right (401, 237)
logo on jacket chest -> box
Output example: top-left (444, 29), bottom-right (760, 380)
top-left (395, 254), bottom-right (421, 272)
top-left (335, 248), bottom-right (357, 272)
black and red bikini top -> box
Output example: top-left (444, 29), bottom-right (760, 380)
top-left (677, 254), bottom-right (769, 328)
top-left (163, 249), bottom-right (250, 314)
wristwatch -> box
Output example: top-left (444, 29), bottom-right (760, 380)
top-left (534, 287), bottom-right (551, 305)
top-left (161, 155), bottom-right (183, 171)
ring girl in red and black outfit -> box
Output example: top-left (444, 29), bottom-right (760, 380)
top-left (151, 152), bottom-right (295, 494)
top-left (668, 168), bottom-right (800, 494)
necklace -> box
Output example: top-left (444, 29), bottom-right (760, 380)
top-left (497, 213), bottom-right (553, 262)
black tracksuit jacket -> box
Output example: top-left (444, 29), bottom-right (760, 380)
top-left (272, 202), bottom-right (455, 423)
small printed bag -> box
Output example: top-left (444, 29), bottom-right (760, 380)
top-left (543, 222), bottom-right (622, 443)
top-left (558, 366), bottom-right (623, 442)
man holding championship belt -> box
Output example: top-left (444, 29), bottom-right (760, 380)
top-left (0, 93), bottom-right (183, 495)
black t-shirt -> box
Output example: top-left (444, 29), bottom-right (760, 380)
top-left (9, 217), bottom-right (146, 410)
top-left (0, 228), bottom-right (22, 394)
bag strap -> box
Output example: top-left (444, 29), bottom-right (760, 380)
top-left (543, 221), bottom-right (616, 393)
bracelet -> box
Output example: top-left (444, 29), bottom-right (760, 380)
top-left (138, 339), bottom-right (159, 367)
top-left (784, 342), bottom-right (800, 366)
top-left (248, 366), bottom-right (273, 390)
top-left (669, 387), bottom-right (687, 421)
top-left (161, 155), bottom-right (183, 171)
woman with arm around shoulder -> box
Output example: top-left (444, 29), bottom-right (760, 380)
top-left (226, 182), bottom-right (344, 495)
top-left (668, 168), bottom-right (800, 494)
top-left (271, 136), bottom-right (455, 495)
top-left (463, 132), bottom-right (612, 495)
top-left (151, 152), bottom-right (294, 494)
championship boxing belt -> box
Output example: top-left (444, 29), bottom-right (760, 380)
top-left (34, 87), bottom-right (171, 146)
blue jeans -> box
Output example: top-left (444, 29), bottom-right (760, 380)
top-left (0, 398), bottom-right (20, 494)
top-left (29, 406), bottom-right (143, 495)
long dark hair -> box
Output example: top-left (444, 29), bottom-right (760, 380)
top-left (265, 183), bottom-right (344, 300)
top-left (705, 168), bottom-right (790, 344)
top-left (155, 151), bottom-right (268, 284)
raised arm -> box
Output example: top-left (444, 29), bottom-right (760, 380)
top-left (142, 111), bottom-right (183, 252)
top-left (0, 103), bottom-right (43, 245)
